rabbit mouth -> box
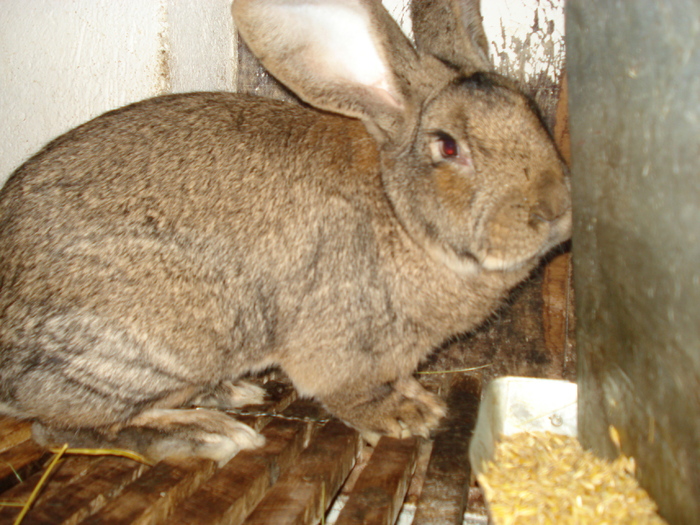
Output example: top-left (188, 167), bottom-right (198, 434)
top-left (478, 211), bottom-right (572, 272)
top-left (480, 249), bottom-right (546, 273)
top-left (426, 238), bottom-right (538, 275)
top-left (425, 231), bottom-right (558, 275)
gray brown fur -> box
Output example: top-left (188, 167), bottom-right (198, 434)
top-left (0, 0), bottom-right (570, 463)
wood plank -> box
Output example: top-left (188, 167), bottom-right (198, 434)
top-left (542, 251), bottom-right (574, 378)
top-left (0, 456), bottom-right (97, 522)
top-left (413, 374), bottom-right (481, 525)
top-left (553, 72), bottom-right (571, 166)
top-left (234, 380), bottom-right (298, 431)
top-left (18, 455), bottom-right (148, 525)
top-left (0, 416), bottom-right (32, 453)
top-left (542, 71), bottom-right (575, 381)
top-left (333, 436), bottom-right (419, 525)
top-left (80, 456), bottom-right (216, 525)
top-left (169, 399), bottom-right (326, 525)
top-left (243, 419), bottom-right (360, 525)
top-left (0, 439), bottom-right (48, 493)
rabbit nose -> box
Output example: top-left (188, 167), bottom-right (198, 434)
top-left (530, 170), bottom-right (570, 223)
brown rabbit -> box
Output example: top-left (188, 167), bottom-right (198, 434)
top-left (0, 0), bottom-right (571, 464)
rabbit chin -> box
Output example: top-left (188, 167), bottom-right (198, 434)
top-left (424, 242), bottom-right (481, 275)
top-left (423, 230), bottom-right (549, 275)
top-left (480, 252), bottom-right (541, 273)
top-left (424, 239), bottom-right (536, 276)
top-left (480, 224), bottom-right (572, 272)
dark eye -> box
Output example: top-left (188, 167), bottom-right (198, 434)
top-left (429, 131), bottom-right (464, 164)
top-left (438, 133), bottom-right (459, 158)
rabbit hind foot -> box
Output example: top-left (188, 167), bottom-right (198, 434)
top-left (33, 407), bottom-right (264, 466)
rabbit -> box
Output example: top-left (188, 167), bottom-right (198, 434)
top-left (0, 0), bottom-right (571, 465)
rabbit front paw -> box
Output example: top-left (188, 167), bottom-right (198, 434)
top-left (190, 379), bottom-right (267, 410)
top-left (331, 378), bottom-right (447, 446)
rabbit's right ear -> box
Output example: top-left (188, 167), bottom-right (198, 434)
top-left (411, 0), bottom-right (491, 73)
top-left (232, 0), bottom-right (420, 146)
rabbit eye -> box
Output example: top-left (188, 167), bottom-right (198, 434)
top-left (438, 134), bottom-right (459, 158)
top-left (429, 132), bottom-right (463, 164)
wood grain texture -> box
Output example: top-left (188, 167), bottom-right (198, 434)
top-left (0, 456), bottom-right (96, 523)
top-left (169, 400), bottom-right (325, 525)
top-left (243, 420), bottom-right (360, 525)
top-left (19, 456), bottom-right (148, 525)
top-left (0, 439), bottom-right (47, 493)
top-left (334, 436), bottom-right (419, 525)
top-left (413, 374), bottom-right (481, 525)
top-left (541, 71), bottom-right (575, 381)
top-left (0, 416), bottom-right (32, 453)
top-left (80, 457), bottom-right (216, 525)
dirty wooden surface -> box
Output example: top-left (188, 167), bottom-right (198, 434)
top-left (334, 436), bottom-right (419, 525)
top-left (168, 399), bottom-right (320, 525)
top-left (541, 71), bottom-right (575, 381)
top-left (243, 419), bottom-right (360, 525)
top-left (413, 374), bottom-right (481, 525)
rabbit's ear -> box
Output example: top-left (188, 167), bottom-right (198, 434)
top-left (232, 0), bottom-right (419, 145)
top-left (411, 0), bottom-right (491, 73)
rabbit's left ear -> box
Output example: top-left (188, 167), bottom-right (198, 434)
top-left (411, 0), bottom-right (491, 73)
top-left (232, 0), bottom-right (420, 145)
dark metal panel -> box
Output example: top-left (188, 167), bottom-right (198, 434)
top-left (567, 1), bottom-right (700, 522)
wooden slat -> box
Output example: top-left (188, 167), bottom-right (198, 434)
top-left (334, 436), bottom-right (419, 525)
top-left (235, 380), bottom-right (298, 431)
top-left (0, 416), bottom-right (32, 453)
top-left (243, 419), bottom-right (360, 525)
top-left (169, 399), bottom-right (325, 525)
top-left (19, 456), bottom-right (148, 525)
top-left (0, 456), bottom-right (96, 522)
top-left (413, 374), bottom-right (481, 525)
top-left (0, 439), bottom-right (48, 493)
top-left (542, 70), bottom-right (575, 380)
top-left (542, 251), bottom-right (574, 375)
top-left (553, 72), bottom-right (571, 166)
top-left (80, 457), bottom-right (216, 525)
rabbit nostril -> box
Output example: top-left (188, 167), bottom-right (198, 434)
top-left (530, 171), bottom-right (571, 224)
top-left (532, 201), bottom-right (556, 223)
top-left (530, 196), bottom-right (570, 225)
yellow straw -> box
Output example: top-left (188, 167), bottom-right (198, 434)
top-left (13, 443), bottom-right (69, 525)
top-left (48, 447), bottom-right (154, 466)
top-left (417, 364), bottom-right (491, 374)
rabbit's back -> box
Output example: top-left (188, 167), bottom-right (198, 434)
top-left (1, 92), bottom-right (379, 231)
top-left (0, 91), bottom-right (384, 294)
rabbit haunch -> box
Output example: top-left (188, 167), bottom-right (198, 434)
top-left (0, 0), bottom-right (570, 464)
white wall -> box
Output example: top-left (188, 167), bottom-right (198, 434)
top-left (0, 0), bottom-right (236, 184)
top-left (0, 0), bottom-right (563, 186)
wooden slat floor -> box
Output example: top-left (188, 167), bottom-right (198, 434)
top-left (0, 371), bottom-right (488, 525)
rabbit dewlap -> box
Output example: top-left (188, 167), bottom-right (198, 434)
top-left (0, 0), bottom-right (571, 464)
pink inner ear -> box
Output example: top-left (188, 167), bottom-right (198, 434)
top-left (234, 0), bottom-right (409, 125)
top-left (299, 6), bottom-right (397, 93)
top-left (367, 81), bottom-right (404, 110)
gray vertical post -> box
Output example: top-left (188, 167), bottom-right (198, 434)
top-left (566, 1), bottom-right (700, 522)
